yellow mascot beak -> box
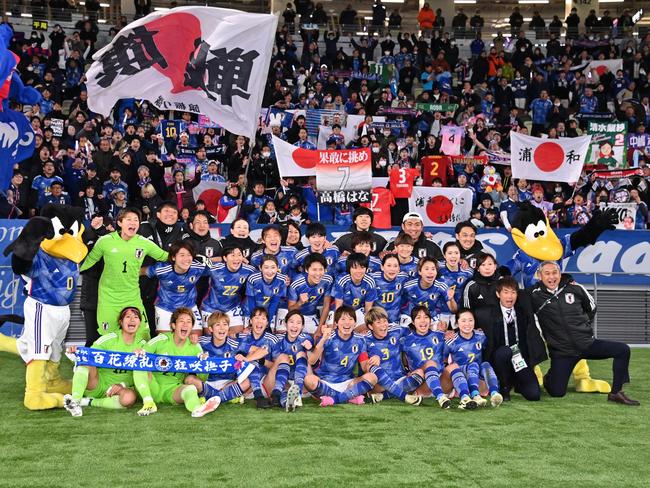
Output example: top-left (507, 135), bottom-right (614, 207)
top-left (511, 218), bottom-right (563, 261)
top-left (40, 225), bottom-right (88, 264)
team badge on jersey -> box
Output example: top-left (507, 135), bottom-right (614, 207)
top-left (291, 344), bottom-right (298, 352)
top-left (273, 288), bottom-right (279, 294)
top-left (318, 287), bottom-right (324, 295)
top-left (189, 276), bottom-right (196, 283)
top-left (476, 342), bottom-right (482, 350)
top-left (282, 258), bottom-right (288, 266)
top-left (418, 249), bottom-right (426, 258)
top-left (390, 336), bottom-right (397, 345)
top-left (135, 248), bottom-right (144, 259)
top-left (239, 277), bottom-right (246, 284)
top-left (155, 356), bottom-right (172, 372)
top-left (352, 344), bottom-right (358, 353)
top-left (205, 247), bottom-right (214, 257)
top-left (565, 293), bottom-right (575, 304)
top-left (224, 352), bottom-right (231, 358)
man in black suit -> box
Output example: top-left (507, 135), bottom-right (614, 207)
top-left (475, 277), bottom-right (546, 401)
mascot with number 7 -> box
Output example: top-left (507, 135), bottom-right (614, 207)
top-left (0, 205), bottom-right (88, 410)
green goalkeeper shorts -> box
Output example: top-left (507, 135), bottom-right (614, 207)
top-left (149, 375), bottom-right (181, 405)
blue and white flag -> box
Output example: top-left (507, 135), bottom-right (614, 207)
top-left (0, 110), bottom-right (35, 190)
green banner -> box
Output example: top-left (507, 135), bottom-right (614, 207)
top-left (586, 121), bottom-right (628, 169)
top-left (416, 103), bottom-right (459, 113)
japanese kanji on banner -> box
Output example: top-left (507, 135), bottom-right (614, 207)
top-left (440, 125), bottom-right (464, 155)
top-left (586, 121), bottom-right (628, 169)
top-left (510, 132), bottom-right (591, 183)
top-left (409, 187), bottom-right (473, 227)
top-left (86, 7), bottom-right (278, 138)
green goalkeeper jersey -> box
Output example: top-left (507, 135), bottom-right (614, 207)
top-left (91, 331), bottom-right (146, 387)
top-left (80, 232), bottom-right (168, 303)
top-left (143, 333), bottom-right (202, 388)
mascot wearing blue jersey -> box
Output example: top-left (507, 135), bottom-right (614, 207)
top-left (0, 205), bottom-right (87, 410)
top-left (506, 201), bottom-right (618, 393)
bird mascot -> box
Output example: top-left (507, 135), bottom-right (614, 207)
top-left (506, 200), bottom-right (618, 393)
top-left (0, 205), bottom-right (87, 409)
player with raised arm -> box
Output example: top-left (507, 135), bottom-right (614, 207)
top-left (141, 241), bottom-right (209, 337)
top-left (401, 257), bottom-right (455, 327)
top-left (304, 306), bottom-right (378, 407)
top-left (79, 208), bottom-right (168, 338)
top-left (133, 307), bottom-right (217, 418)
top-left (372, 254), bottom-right (409, 325)
top-left (445, 309), bottom-right (504, 408)
top-left (331, 252), bottom-right (378, 329)
top-left (287, 254), bottom-right (333, 335)
top-left (402, 306), bottom-right (476, 410)
top-left (245, 255), bottom-right (288, 331)
top-left (437, 242), bottom-right (474, 327)
top-left (64, 307), bottom-right (146, 416)
top-left (268, 310), bottom-right (313, 411)
top-left (363, 308), bottom-right (424, 405)
top-left (294, 223), bottom-right (340, 272)
top-left (201, 246), bottom-right (256, 336)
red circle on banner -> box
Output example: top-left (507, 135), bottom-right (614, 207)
top-left (293, 147), bottom-right (317, 169)
top-left (533, 142), bottom-right (564, 172)
top-left (426, 195), bottom-right (454, 224)
top-left (198, 189), bottom-right (223, 216)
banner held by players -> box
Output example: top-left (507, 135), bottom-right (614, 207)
top-left (86, 7), bottom-right (278, 138)
top-left (510, 132), bottom-right (591, 183)
top-left (409, 187), bottom-right (473, 227)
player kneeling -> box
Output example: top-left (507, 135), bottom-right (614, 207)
top-left (133, 307), bottom-right (218, 418)
top-left (304, 306), bottom-right (377, 406)
top-left (364, 307), bottom-right (423, 406)
top-left (402, 306), bottom-right (476, 410)
top-left (184, 312), bottom-right (254, 413)
top-left (267, 310), bottom-right (312, 412)
top-left (444, 309), bottom-right (503, 408)
top-left (64, 307), bottom-right (145, 417)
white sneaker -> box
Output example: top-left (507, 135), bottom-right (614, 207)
top-left (404, 394), bottom-right (422, 406)
top-left (285, 384), bottom-right (301, 412)
top-left (472, 395), bottom-right (488, 407)
top-left (437, 395), bottom-right (452, 409)
top-left (369, 393), bottom-right (384, 404)
top-left (458, 396), bottom-right (478, 410)
top-left (490, 392), bottom-right (504, 408)
top-left (294, 395), bottom-right (303, 408)
top-left (192, 396), bottom-right (221, 418)
top-left (63, 394), bottom-right (82, 417)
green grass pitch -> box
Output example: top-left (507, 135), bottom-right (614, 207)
top-left (1, 350), bottom-right (648, 487)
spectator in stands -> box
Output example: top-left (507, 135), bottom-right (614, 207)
top-left (371, 1), bottom-right (386, 34)
top-left (417, 3), bottom-right (435, 35)
top-left (565, 7), bottom-right (580, 40)
top-left (469, 10), bottom-right (484, 34)
top-left (452, 8), bottom-right (468, 37)
top-left (509, 7), bottom-right (524, 35)
top-left (529, 11), bottom-right (545, 37)
top-left (388, 8), bottom-right (401, 30)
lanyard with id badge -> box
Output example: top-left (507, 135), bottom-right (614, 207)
top-left (504, 310), bottom-right (527, 372)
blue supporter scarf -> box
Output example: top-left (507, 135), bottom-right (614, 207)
top-left (74, 347), bottom-right (244, 375)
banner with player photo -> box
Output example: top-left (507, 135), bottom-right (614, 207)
top-left (598, 202), bottom-right (638, 230)
top-left (409, 187), bottom-right (473, 227)
top-left (586, 121), bottom-right (628, 169)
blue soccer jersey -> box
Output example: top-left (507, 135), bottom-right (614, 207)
top-left (401, 330), bottom-right (446, 371)
top-left (365, 325), bottom-right (408, 379)
top-left (295, 245), bottom-right (341, 272)
top-left (237, 330), bottom-right (278, 374)
top-left (287, 273), bottom-right (334, 316)
top-left (332, 274), bottom-right (378, 311)
top-left (245, 272), bottom-right (288, 321)
top-left (202, 262), bottom-right (256, 312)
top-left (250, 246), bottom-right (298, 278)
top-left (333, 255), bottom-right (382, 279)
top-left (31, 175), bottom-right (64, 201)
top-left (271, 333), bottom-right (314, 378)
top-left (402, 279), bottom-right (449, 319)
top-left (199, 335), bottom-right (240, 381)
top-left (27, 249), bottom-right (79, 306)
top-left (371, 271), bottom-right (409, 324)
top-left (147, 261), bottom-right (209, 312)
top-left (398, 256), bottom-right (419, 278)
top-left (437, 265), bottom-right (473, 314)
top-left (443, 330), bottom-right (487, 367)
top-left (315, 331), bottom-right (368, 383)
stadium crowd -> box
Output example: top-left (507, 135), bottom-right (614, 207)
top-left (0, 5), bottom-right (643, 416)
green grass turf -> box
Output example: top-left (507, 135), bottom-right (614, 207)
top-left (0, 350), bottom-right (648, 488)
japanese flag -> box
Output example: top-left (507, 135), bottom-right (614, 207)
top-left (272, 135), bottom-right (317, 178)
top-left (409, 187), bottom-right (473, 227)
top-left (86, 7), bottom-right (278, 139)
top-left (510, 132), bottom-right (591, 183)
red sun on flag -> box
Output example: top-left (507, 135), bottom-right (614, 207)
top-left (426, 195), bottom-right (454, 224)
top-left (292, 147), bottom-right (318, 169)
top-left (197, 188), bottom-right (223, 215)
top-left (533, 141), bottom-right (564, 172)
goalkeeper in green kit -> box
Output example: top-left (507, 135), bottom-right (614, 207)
top-left (80, 208), bottom-right (168, 339)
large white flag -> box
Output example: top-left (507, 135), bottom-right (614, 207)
top-left (409, 187), bottom-right (473, 227)
top-left (510, 132), bottom-right (591, 183)
top-left (86, 7), bottom-right (277, 138)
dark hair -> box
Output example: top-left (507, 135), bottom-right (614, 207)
top-left (410, 305), bottom-right (431, 325)
top-left (306, 222), bottom-right (327, 237)
top-left (304, 253), bottom-right (328, 270)
top-left (346, 252), bottom-right (369, 272)
top-left (394, 233), bottom-right (414, 247)
top-left (190, 210), bottom-right (211, 224)
top-left (229, 217), bottom-right (249, 231)
top-left (221, 245), bottom-right (243, 258)
top-left (334, 305), bottom-right (356, 323)
top-left (171, 307), bottom-right (196, 327)
top-left (168, 241), bottom-right (196, 262)
top-left (351, 231), bottom-right (373, 249)
top-left (475, 252), bottom-right (497, 270)
top-left (496, 276), bottom-right (519, 293)
top-left (381, 253), bottom-right (400, 265)
top-left (455, 220), bottom-right (477, 235)
top-left (250, 306), bottom-right (269, 322)
top-left (455, 307), bottom-right (474, 321)
top-left (282, 221), bottom-right (301, 245)
top-left (284, 310), bottom-right (305, 327)
top-left (118, 306), bottom-right (142, 324)
top-left (116, 207), bottom-right (142, 223)
top-left (260, 254), bottom-right (279, 267)
top-left (156, 201), bottom-right (179, 214)
top-left (353, 206), bottom-right (373, 222)
top-left (443, 241), bottom-right (461, 254)
top-left (417, 256), bottom-right (438, 272)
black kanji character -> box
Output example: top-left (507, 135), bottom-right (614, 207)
top-left (565, 149), bottom-right (580, 165)
top-left (519, 146), bottom-right (532, 162)
top-left (96, 26), bottom-right (168, 88)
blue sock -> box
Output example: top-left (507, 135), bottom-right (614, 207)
top-left (400, 373), bottom-right (424, 393)
top-left (248, 368), bottom-right (264, 398)
top-left (481, 362), bottom-right (500, 395)
top-left (451, 367), bottom-right (470, 398)
top-left (466, 362), bottom-right (481, 397)
top-left (273, 363), bottom-right (291, 395)
top-left (202, 382), bottom-right (219, 400)
top-left (334, 380), bottom-right (373, 404)
top-left (308, 380), bottom-right (326, 398)
top-left (294, 357), bottom-right (308, 391)
top-left (371, 365), bottom-right (406, 401)
top-left (424, 366), bottom-right (444, 400)
top-left (218, 383), bottom-right (244, 402)
top-left (280, 389), bottom-right (288, 407)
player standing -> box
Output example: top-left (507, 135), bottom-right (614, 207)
top-left (331, 253), bottom-right (378, 329)
top-left (402, 258), bottom-right (454, 326)
top-left (437, 242), bottom-right (473, 327)
top-left (371, 254), bottom-right (409, 325)
top-left (245, 255), bottom-right (288, 330)
top-left (287, 254), bottom-right (334, 335)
